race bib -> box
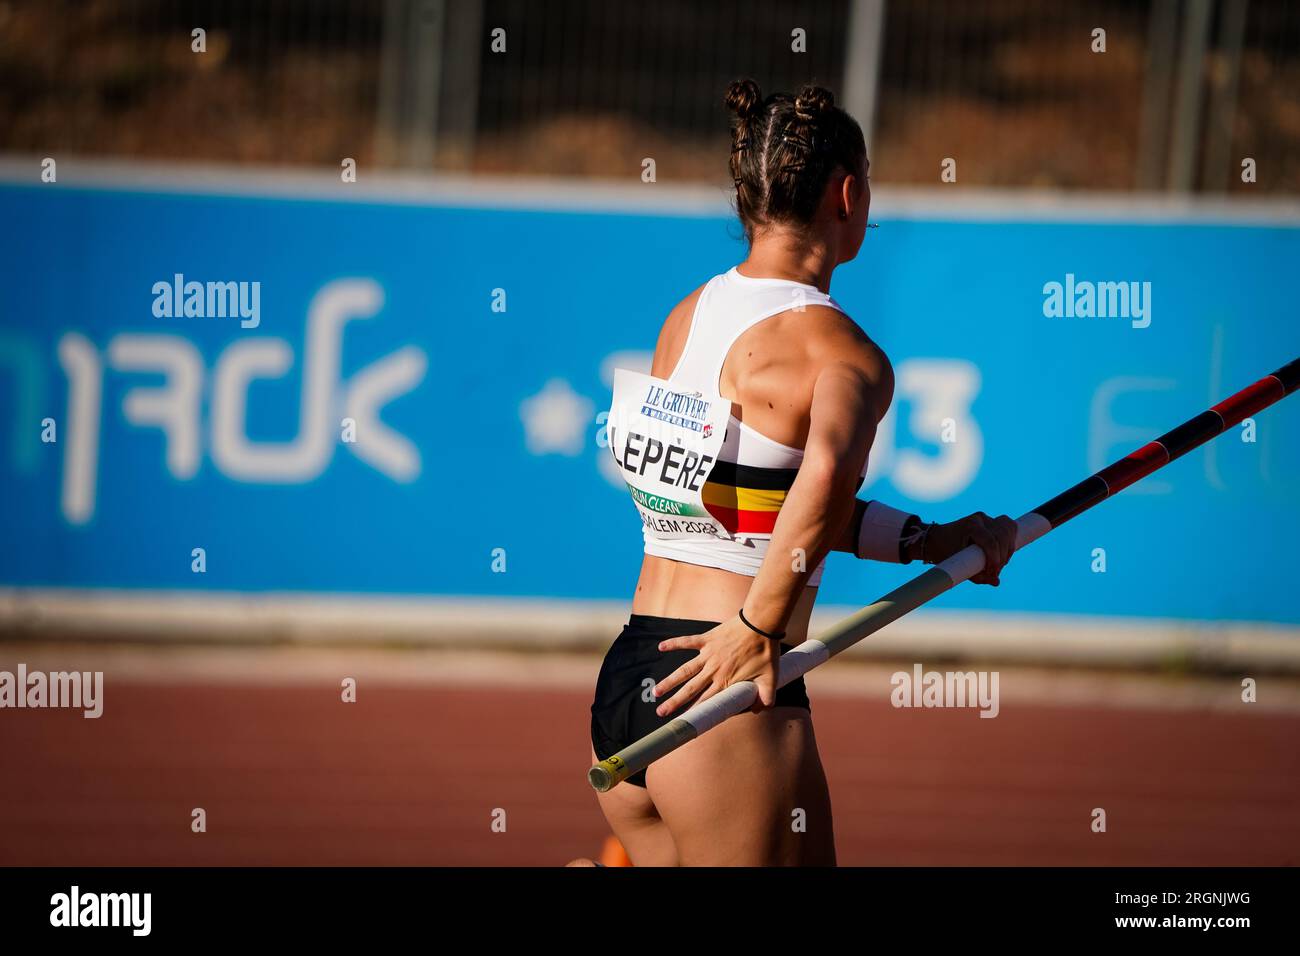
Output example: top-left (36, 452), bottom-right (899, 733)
top-left (607, 368), bottom-right (733, 540)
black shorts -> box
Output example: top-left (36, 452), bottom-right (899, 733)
top-left (590, 614), bottom-right (812, 788)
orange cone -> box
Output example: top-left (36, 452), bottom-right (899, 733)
top-left (598, 834), bottom-right (633, 867)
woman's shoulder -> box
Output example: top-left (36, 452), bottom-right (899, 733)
top-left (649, 281), bottom-right (711, 378)
top-left (756, 303), bottom-right (889, 372)
top-left (747, 304), bottom-right (893, 413)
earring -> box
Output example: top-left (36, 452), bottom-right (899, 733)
top-left (838, 210), bottom-right (848, 221)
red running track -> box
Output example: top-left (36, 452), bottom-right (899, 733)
top-left (2, 681), bottom-right (1297, 866)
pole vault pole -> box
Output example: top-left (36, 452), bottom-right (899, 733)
top-left (588, 358), bottom-right (1300, 792)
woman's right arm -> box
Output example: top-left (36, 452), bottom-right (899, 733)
top-left (653, 343), bottom-right (893, 716)
top-left (734, 357), bottom-right (892, 649)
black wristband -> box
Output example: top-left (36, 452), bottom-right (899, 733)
top-left (899, 514), bottom-right (924, 563)
top-left (738, 607), bottom-right (785, 641)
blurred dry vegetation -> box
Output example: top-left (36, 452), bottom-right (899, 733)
top-left (0, 0), bottom-right (1296, 193)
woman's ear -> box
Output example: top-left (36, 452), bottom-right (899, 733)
top-left (839, 173), bottom-right (858, 220)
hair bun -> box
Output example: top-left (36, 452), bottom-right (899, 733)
top-left (793, 85), bottom-right (835, 123)
top-left (725, 78), bottom-right (763, 120)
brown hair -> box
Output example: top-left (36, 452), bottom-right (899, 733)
top-left (725, 79), bottom-right (867, 242)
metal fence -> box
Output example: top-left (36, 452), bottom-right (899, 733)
top-left (0, 0), bottom-right (1295, 193)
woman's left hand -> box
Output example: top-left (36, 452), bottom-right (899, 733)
top-left (652, 614), bottom-right (781, 718)
top-left (924, 511), bottom-right (1019, 585)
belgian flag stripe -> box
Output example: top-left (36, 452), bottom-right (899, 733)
top-left (706, 460), bottom-right (800, 491)
top-left (701, 483), bottom-right (786, 513)
top-left (700, 504), bottom-right (780, 535)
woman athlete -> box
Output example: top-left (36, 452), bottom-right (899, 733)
top-left (580, 80), bottom-right (1018, 867)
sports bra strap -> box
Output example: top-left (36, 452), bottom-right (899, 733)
top-left (672, 267), bottom-right (845, 395)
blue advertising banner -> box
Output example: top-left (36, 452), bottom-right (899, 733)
top-left (2, 180), bottom-right (1297, 623)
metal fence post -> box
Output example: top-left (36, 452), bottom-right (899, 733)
top-left (438, 0), bottom-right (485, 171)
top-left (1166, 0), bottom-right (1213, 192)
top-left (1203, 0), bottom-right (1249, 192)
top-left (842, 0), bottom-right (887, 154)
top-left (1137, 0), bottom-right (1180, 191)
top-left (375, 0), bottom-right (446, 170)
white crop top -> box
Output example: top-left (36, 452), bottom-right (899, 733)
top-left (607, 266), bottom-right (859, 587)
